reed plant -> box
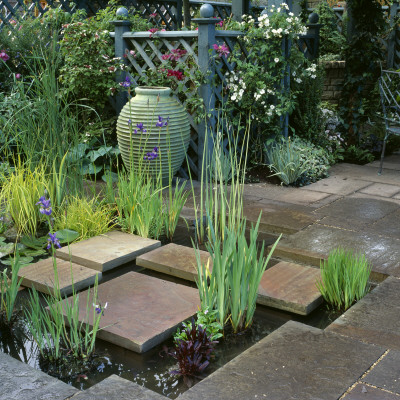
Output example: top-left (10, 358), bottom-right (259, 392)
top-left (0, 251), bottom-right (23, 326)
top-left (196, 216), bottom-right (280, 333)
top-left (54, 195), bottom-right (115, 241)
top-left (316, 248), bottom-right (372, 311)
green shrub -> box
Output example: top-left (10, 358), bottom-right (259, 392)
top-left (317, 248), bottom-right (372, 311)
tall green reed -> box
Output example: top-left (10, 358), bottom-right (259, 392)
top-left (316, 248), bottom-right (372, 311)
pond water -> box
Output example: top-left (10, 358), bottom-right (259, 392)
top-left (0, 224), bottom-right (341, 398)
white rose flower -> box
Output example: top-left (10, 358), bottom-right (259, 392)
top-left (274, 57), bottom-right (279, 63)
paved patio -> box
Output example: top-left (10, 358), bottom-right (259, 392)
top-left (1, 154), bottom-right (399, 399)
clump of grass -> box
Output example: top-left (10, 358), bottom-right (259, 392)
top-left (316, 248), bottom-right (372, 311)
top-left (54, 195), bottom-right (115, 241)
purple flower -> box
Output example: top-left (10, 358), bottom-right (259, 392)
top-left (36, 194), bottom-right (52, 216)
top-left (47, 232), bottom-right (61, 249)
top-left (155, 115), bottom-right (169, 128)
top-left (15, 73), bottom-right (22, 79)
top-left (93, 302), bottom-right (108, 315)
top-left (144, 146), bottom-right (159, 161)
top-left (213, 43), bottom-right (230, 58)
top-left (134, 122), bottom-right (147, 134)
top-left (119, 76), bottom-right (132, 88)
top-left (127, 119), bottom-right (132, 125)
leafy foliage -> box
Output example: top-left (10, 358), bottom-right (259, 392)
top-left (317, 248), bottom-right (372, 311)
top-left (169, 319), bottom-right (217, 378)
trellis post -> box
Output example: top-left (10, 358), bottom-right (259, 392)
top-left (192, 4), bottom-right (218, 170)
top-left (112, 7), bottom-right (132, 113)
top-left (387, 1), bottom-right (399, 69)
top-left (232, 0), bottom-right (249, 21)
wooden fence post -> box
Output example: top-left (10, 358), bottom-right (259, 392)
top-left (387, 1), bottom-right (399, 69)
top-left (232, 0), bottom-right (249, 22)
top-left (192, 4), bottom-right (218, 171)
top-left (112, 7), bottom-right (132, 114)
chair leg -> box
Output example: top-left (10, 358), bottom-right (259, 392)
top-left (378, 134), bottom-right (388, 175)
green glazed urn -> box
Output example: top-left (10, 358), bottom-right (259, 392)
top-left (116, 86), bottom-right (191, 181)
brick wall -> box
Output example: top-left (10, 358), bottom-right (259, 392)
top-left (321, 60), bottom-right (345, 105)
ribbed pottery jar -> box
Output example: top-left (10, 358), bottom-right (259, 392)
top-left (116, 86), bottom-right (190, 181)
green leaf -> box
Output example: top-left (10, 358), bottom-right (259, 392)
top-left (0, 243), bottom-right (14, 259)
top-left (21, 235), bottom-right (47, 250)
top-left (55, 229), bottom-right (79, 244)
top-left (2, 256), bottom-right (34, 266)
top-left (19, 248), bottom-right (47, 257)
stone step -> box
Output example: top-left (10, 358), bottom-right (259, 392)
top-left (326, 276), bottom-right (400, 351)
top-left (17, 257), bottom-right (101, 297)
top-left (71, 374), bottom-right (166, 400)
top-left (269, 224), bottom-right (400, 281)
top-left (137, 244), bottom-right (323, 315)
top-left (179, 321), bottom-right (385, 400)
top-left (56, 231), bottom-right (161, 272)
top-left (0, 352), bottom-right (78, 400)
top-left (59, 271), bottom-right (199, 353)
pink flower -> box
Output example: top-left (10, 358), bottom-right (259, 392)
top-left (215, 20), bottom-right (223, 27)
top-left (148, 28), bottom-right (159, 37)
top-left (15, 73), bottom-right (22, 79)
top-left (0, 50), bottom-right (10, 61)
top-left (213, 43), bottom-right (230, 58)
top-left (167, 69), bottom-right (184, 81)
top-left (150, 13), bottom-right (157, 18)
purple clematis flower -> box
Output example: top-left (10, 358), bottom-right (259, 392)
top-left (47, 232), bottom-right (61, 249)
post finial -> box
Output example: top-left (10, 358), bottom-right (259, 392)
top-left (200, 4), bottom-right (214, 18)
top-left (116, 7), bottom-right (129, 17)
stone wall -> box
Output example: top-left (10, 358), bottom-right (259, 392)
top-left (321, 60), bottom-right (345, 105)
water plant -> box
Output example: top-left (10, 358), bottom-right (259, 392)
top-left (0, 251), bottom-right (23, 327)
top-left (196, 216), bottom-right (281, 333)
top-left (316, 248), bottom-right (372, 311)
top-left (168, 318), bottom-right (217, 380)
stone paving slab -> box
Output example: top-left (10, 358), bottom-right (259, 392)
top-left (257, 261), bottom-right (323, 315)
top-left (60, 271), bottom-right (199, 353)
top-left (368, 154), bottom-right (400, 172)
top-left (365, 209), bottom-right (400, 240)
top-left (136, 243), bottom-right (211, 281)
top-left (329, 163), bottom-right (400, 186)
top-left (71, 374), bottom-right (166, 400)
top-left (56, 231), bottom-right (161, 272)
top-left (326, 277), bottom-right (400, 350)
top-left (243, 202), bottom-right (318, 234)
top-left (359, 182), bottom-right (400, 198)
top-left (313, 197), bottom-right (399, 231)
top-left (18, 257), bottom-right (101, 296)
top-left (272, 225), bottom-right (400, 279)
top-left (180, 321), bottom-right (384, 400)
top-left (342, 383), bottom-right (400, 400)
top-left (299, 175), bottom-right (372, 195)
top-left (0, 351), bottom-right (79, 400)
top-left (363, 351), bottom-right (400, 394)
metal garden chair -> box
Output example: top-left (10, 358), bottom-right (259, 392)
top-left (378, 69), bottom-right (400, 174)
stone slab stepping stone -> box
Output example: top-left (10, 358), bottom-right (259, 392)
top-left (326, 277), bottom-right (400, 351)
top-left (60, 271), bottom-right (199, 353)
top-left (257, 261), bottom-right (323, 315)
top-left (0, 352), bottom-right (79, 400)
top-left (18, 257), bottom-right (101, 297)
top-left (71, 374), bottom-right (166, 400)
top-left (180, 321), bottom-right (384, 400)
top-left (137, 246), bottom-right (321, 315)
top-left (363, 350), bottom-right (400, 394)
top-left (271, 224), bottom-right (400, 279)
top-left (136, 243), bottom-right (211, 281)
top-left (56, 231), bottom-right (161, 272)
top-left (243, 202), bottom-right (318, 234)
top-left (342, 383), bottom-right (400, 400)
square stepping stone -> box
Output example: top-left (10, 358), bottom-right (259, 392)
top-left (257, 261), bottom-right (323, 315)
top-left (136, 243), bottom-right (211, 281)
top-left (342, 383), bottom-right (400, 400)
top-left (181, 321), bottom-right (384, 400)
top-left (56, 231), bottom-right (161, 272)
top-left (60, 271), bottom-right (199, 353)
top-left (326, 277), bottom-right (400, 350)
top-left (18, 257), bottom-right (101, 297)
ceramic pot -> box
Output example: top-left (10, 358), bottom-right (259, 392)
top-left (116, 86), bottom-right (190, 181)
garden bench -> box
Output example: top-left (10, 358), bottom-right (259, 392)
top-left (378, 69), bottom-right (400, 174)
